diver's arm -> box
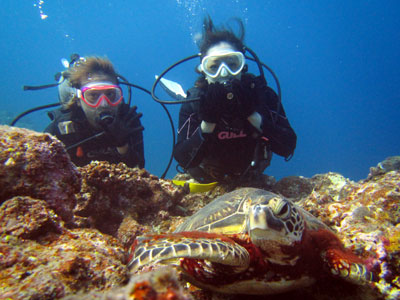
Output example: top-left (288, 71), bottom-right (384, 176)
top-left (120, 139), bottom-right (145, 168)
top-left (44, 109), bottom-right (62, 136)
top-left (116, 144), bottom-right (129, 154)
top-left (173, 102), bottom-right (209, 168)
top-left (43, 109), bottom-right (79, 148)
top-left (111, 103), bottom-right (145, 167)
top-left (257, 86), bottom-right (297, 158)
top-left (114, 136), bottom-right (144, 168)
top-left (200, 121), bottom-right (216, 133)
top-left (44, 122), bottom-right (59, 136)
top-left (133, 128), bottom-right (145, 168)
top-left (122, 113), bottom-right (145, 168)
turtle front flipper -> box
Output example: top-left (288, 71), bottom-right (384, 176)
top-left (322, 249), bottom-right (378, 285)
top-left (128, 232), bottom-right (250, 273)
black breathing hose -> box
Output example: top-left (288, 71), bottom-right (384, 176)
top-left (10, 102), bottom-right (60, 126)
top-left (119, 82), bottom-right (175, 179)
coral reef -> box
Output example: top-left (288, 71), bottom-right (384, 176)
top-left (61, 266), bottom-right (192, 300)
top-left (0, 125), bottom-right (80, 222)
top-left (272, 175), bottom-right (314, 201)
top-left (74, 161), bottom-right (186, 246)
top-left (299, 170), bottom-right (400, 299)
top-left (0, 197), bottom-right (128, 299)
top-left (0, 196), bottom-right (63, 239)
top-left (0, 125), bottom-right (398, 300)
top-left (368, 156), bottom-right (400, 179)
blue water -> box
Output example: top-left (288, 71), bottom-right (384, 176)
top-left (1, 1), bottom-right (399, 181)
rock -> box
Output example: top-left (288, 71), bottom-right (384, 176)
top-left (0, 196), bottom-right (63, 239)
top-left (0, 164), bottom-right (127, 299)
top-left (310, 172), bottom-right (356, 202)
top-left (73, 162), bottom-right (187, 236)
top-left (116, 216), bottom-right (150, 249)
top-left (60, 266), bottom-right (193, 300)
top-left (367, 156), bottom-right (400, 180)
top-left (0, 229), bottom-right (128, 299)
top-left (273, 175), bottom-right (314, 201)
top-left (122, 266), bottom-right (192, 300)
top-left (300, 171), bottom-right (400, 299)
top-left (0, 125), bottom-right (81, 222)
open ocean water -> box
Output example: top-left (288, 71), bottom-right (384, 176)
top-left (0, 0), bottom-right (399, 181)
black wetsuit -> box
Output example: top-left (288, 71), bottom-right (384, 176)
top-left (45, 105), bottom-right (145, 168)
top-left (173, 74), bottom-right (296, 183)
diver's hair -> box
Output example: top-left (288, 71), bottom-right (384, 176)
top-left (199, 16), bottom-right (245, 58)
top-left (69, 56), bottom-right (118, 88)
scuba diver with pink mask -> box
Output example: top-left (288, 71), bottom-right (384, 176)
top-left (45, 56), bottom-right (144, 168)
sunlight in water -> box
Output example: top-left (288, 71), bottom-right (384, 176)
top-left (175, 0), bottom-right (248, 45)
top-left (32, 0), bottom-right (75, 42)
top-left (176, 0), bottom-right (206, 43)
top-left (33, 0), bottom-right (48, 20)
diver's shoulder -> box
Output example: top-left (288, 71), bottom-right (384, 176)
top-left (47, 106), bottom-right (73, 121)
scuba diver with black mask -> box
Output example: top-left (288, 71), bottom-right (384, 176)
top-left (173, 17), bottom-right (297, 184)
top-left (45, 56), bottom-right (145, 168)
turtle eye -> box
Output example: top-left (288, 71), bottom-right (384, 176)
top-left (275, 202), bottom-right (290, 219)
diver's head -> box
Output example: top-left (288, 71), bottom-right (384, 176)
top-left (69, 57), bottom-right (124, 129)
top-left (198, 16), bottom-right (246, 84)
top-left (200, 42), bottom-right (245, 84)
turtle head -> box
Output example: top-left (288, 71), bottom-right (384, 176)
top-left (248, 195), bottom-right (305, 249)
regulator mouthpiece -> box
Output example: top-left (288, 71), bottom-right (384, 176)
top-left (99, 112), bottom-right (114, 126)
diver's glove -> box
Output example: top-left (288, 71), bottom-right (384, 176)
top-left (103, 105), bottom-right (144, 147)
top-left (199, 82), bottom-right (230, 123)
top-left (230, 78), bottom-right (256, 120)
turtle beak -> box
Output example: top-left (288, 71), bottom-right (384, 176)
top-left (248, 204), bottom-right (294, 247)
top-left (249, 204), bottom-right (284, 232)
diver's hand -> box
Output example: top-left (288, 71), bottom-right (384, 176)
top-left (103, 105), bottom-right (144, 147)
top-left (199, 82), bottom-right (230, 123)
top-left (231, 79), bottom-right (256, 119)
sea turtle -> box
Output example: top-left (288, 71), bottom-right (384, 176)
top-left (128, 188), bottom-right (378, 295)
